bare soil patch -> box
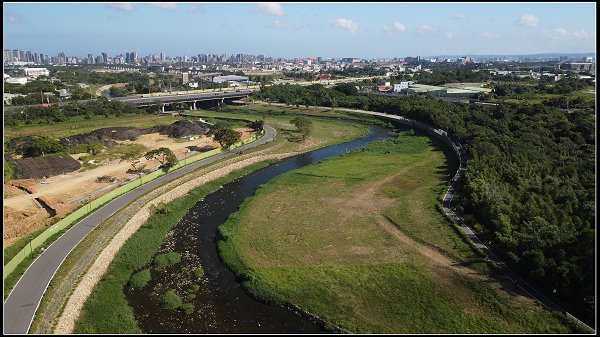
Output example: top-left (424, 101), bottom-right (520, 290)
top-left (3, 125), bottom-right (255, 248)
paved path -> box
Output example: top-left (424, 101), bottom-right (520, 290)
top-left (3, 126), bottom-right (276, 334)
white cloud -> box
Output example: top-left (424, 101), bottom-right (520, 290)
top-left (553, 27), bottom-right (568, 37)
top-left (255, 3), bottom-right (285, 16)
top-left (451, 14), bottom-right (467, 20)
top-left (105, 3), bottom-right (135, 12)
top-left (517, 14), bottom-right (539, 27)
top-left (550, 27), bottom-right (591, 39)
top-left (265, 19), bottom-right (298, 31)
top-left (572, 29), bottom-right (590, 39)
top-left (417, 25), bottom-right (437, 34)
top-left (334, 18), bottom-right (358, 33)
top-left (444, 32), bottom-right (456, 39)
top-left (383, 21), bottom-right (406, 33)
top-left (147, 3), bottom-right (177, 9)
top-left (187, 5), bottom-right (204, 13)
top-left (5, 12), bottom-right (25, 23)
top-left (481, 32), bottom-right (501, 38)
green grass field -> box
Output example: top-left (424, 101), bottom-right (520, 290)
top-left (218, 129), bottom-right (575, 333)
top-left (71, 114), bottom-right (370, 333)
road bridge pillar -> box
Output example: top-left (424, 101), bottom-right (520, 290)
top-left (161, 104), bottom-right (165, 113)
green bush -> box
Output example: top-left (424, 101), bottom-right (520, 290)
top-left (160, 290), bottom-right (182, 310)
top-left (189, 284), bottom-right (200, 293)
top-left (129, 269), bottom-right (151, 289)
top-left (181, 303), bottom-right (194, 315)
top-left (150, 201), bottom-right (171, 215)
top-left (153, 252), bottom-right (181, 268)
top-left (193, 267), bottom-right (205, 278)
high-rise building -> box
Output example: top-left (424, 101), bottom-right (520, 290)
top-left (19, 50), bottom-right (25, 61)
top-left (102, 52), bottom-right (108, 63)
top-left (58, 52), bottom-right (66, 64)
top-left (4, 49), bottom-right (13, 62)
top-left (12, 50), bottom-right (19, 61)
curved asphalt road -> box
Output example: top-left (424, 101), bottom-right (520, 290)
top-left (3, 125), bottom-right (276, 334)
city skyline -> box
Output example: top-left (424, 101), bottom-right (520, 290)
top-left (3, 2), bottom-right (596, 58)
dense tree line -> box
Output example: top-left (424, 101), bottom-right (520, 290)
top-left (252, 84), bottom-right (595, 317)
top-left (4, 79), bottom-right (63, 95)
top-left (51, 67), bottom-right (149, 85)
top-left (393, 68), bottom-right (491, 85)
top-left (328, 67), bottom-right (387, 77)
top-left (5, 98), bottom-right (146, 127)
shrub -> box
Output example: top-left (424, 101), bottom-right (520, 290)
top-left (150, 201), bottom-right (171, 215)
top-left (193, 267), bottom-right (205, 278)
top-left (181, 303), bottom-right (194, 315)
top-left (160, 290), bottom-right (182, 310)
top-left (129, 269), bottom-right (151, 289)
top-left (153, 252), bottom-right (181, 268)
top-left (189, 284), bottom-right (200, 293)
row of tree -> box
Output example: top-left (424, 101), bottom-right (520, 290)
top-left (5, 98), bottom-right (146, 127)
top-left (252, 84), bottom-right (595, 317)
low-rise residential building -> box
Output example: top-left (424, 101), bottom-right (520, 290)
top-left (23, 67), bottom-right (49, 78)
top-left (58, 89), bottom-right (71, 100)
top-left (5, 77), bottom-right (28, 85)
top-left (4, 93), bottom-right (26, 105)
top-left (393, 82), bottom-right (409, 92)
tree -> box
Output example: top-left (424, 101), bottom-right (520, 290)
top-left (23, 136), bottom-right (65, 157)
top-left (213, 128), bottom-right (242, 149)
top-left (334, 82), bottom-right (358, 96)
top-left (290, 117), bottom-right (313, 140)
top-left (86, 142), bottom-right (104, 155)
top-left (247, 119), bottom-right (264, 132)
top-left (120, 151), bottom-right (146, 174)
top-left (144, 147), bottom-right (178, 170)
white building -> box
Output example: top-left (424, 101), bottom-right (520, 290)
top-left (212, 75), bottom-right (249, 83)
top-left (24, 67), bottom-right (50, 78)
top-left (393, 82), bottom-right (409, 92)
top-left (6, 77), bottom-right (28, 85)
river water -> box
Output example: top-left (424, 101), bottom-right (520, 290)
top-left (126, 124), bottom-right (391, 333)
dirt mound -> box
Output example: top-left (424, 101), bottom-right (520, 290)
top-left (7, 120), bottom-right (211, 157)
top-left (150, 120), bottom-right (210, 138)
top-left (60, 127), bottom-right (148, 150)
top-left (15, 156), bottom-right (82, 179)
top-left (186, 145), bottom-right (215, 153)
top-left (6, 136), bottom-right (38, 155)
top-left (89, 127), bottom-right (149, 141)
top-left (60, 135), bottom-right (118, 149)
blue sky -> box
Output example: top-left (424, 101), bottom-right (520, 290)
top-left (3, 2), bottom-right (596, 58)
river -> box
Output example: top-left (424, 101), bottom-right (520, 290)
top-left (125, 124), bottom-right (391, 333)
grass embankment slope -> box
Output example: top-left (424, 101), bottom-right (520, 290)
top-left (71, 115), bottom-right (368, 333)
top-left (219, 128), bottom-right (576, 334)
top-left (4, 113), bottom-right (181, 141)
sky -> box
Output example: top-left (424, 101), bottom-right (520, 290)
top-left (3, 2), bottom-right (597, 59)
